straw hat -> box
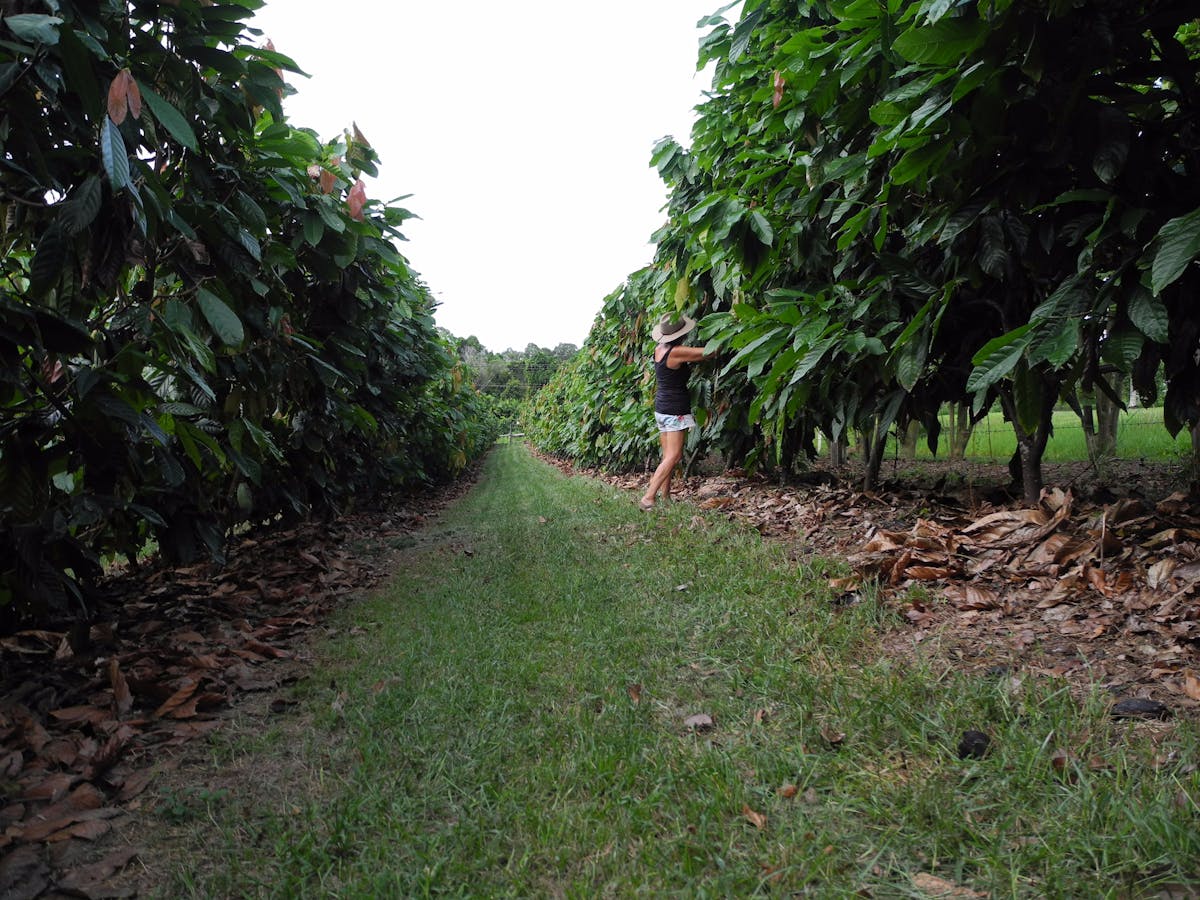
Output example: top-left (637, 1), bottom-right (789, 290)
top-left (651, 313), bottom-right (697, 343)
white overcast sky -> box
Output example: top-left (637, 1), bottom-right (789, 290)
top-left (248, 2), bottom-right (738, 353)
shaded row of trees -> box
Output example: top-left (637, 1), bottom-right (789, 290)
top-left (1, 0), bottom-right (495, 627)
top-left (531, 0), bottom-right (1200, 503)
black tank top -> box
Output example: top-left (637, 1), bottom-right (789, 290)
top-left (654, 346), bottom-right (691, 415)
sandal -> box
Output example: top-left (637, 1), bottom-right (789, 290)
top-left (638, 498), bottom-right (655, 511)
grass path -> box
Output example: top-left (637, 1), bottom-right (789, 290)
top-left (167, 445), bottom-right (1198, 897)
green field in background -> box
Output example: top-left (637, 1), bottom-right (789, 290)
top-left (887, 406), bottom-right (1191, 463)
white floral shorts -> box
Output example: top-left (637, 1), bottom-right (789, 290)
top-left (655, 412), bottom-right (697, 433)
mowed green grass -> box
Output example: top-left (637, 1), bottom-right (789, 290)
top-left (893, 406), bottom-right (1191, 463)
top-left (163, 444), bottom-right (1200, 897)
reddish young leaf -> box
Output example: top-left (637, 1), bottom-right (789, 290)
top-left (320, 169), bottom-right (337, 194)
top-left (772, 70), bottom-right (786, 109)
top-left (126, 76), bottom-right (142, 119)
top-left (347, 179), bottom-right (367, 221)
top-left (107, 70), bottom-right (132, 124)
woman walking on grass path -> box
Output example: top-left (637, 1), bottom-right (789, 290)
top-left (640, 313), bottom-right (714, 510)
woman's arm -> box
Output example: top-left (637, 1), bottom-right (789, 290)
top-left (665, 345), bottom-right (712, 365)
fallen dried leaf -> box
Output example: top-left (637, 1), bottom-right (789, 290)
top-left (55, 847), bottom-right (139, 897)
top-left (777, 783), bottom-right (798, 798)
top-left (1182, 672), bottom-right (1200, 702)
top-left (912, 871), bottom-right (988, 898)
top-left (153, 680), bottom-right (199, 719)
top-left (684, 713), bottom-right (714, 732)
top-left (626, 683), bottom-right (642, 705)
top-left (109, 658), bottom-right (133, 717)
top-left (820, 724), bottom-right (845, 747)
top-left (742, 803), bottom-right (767, 829)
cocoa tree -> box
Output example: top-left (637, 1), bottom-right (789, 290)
top-left (0, 1), bottom-right (494, 627)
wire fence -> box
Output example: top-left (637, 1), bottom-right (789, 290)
top-left (893, 406), bottom-right (1191, 463)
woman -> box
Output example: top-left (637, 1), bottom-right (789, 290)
top-left (640, 313), bottom-right (712, 510)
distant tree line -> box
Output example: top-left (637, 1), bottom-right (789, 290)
top-left (453, 337), bottom-right (579, 402)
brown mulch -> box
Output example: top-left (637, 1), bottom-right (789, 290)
top-left (539, 451), bottom-right (1200, 721)
top-left (0, 472), bottom-right (475, 898)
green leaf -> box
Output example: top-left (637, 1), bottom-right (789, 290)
top-left (59, 175), bottom-right (102, 234)
top-left (1101, 327), bottom-right (1143, 371)
top-left (197, 288), bottom-right (244, 347)
top-left (317, 201), bottom-right (347, 233)
top-left (235, 191), bottom-right (267, 232)
top-left (1150, 207), bottom-right (1200, 295)
top-left (30, 225), bottom-right (68, 296)
top-left (1011, 361), bottom-right (1042, 435)
top-left (57, 27), bottom-right (100, 121)
top-left (140, 85), bottom-right (199, 152)
top-left (674, 276), bottom-right (690, 309)
top-left (966, 324), bottom-right (1033, 394)
top-left (238, 229), bottom-right (262, 261)
top-left (182, 44), bottom-right (244, 77)
top-left (893, 18), bottom-right (986, 65)
top-left (303, 211), bottom-right (325, 247)
top-left (3, 14), bottom-right (62, 45)
top-left (895, 337), bottom-right (927, 391)
top-left (1128, 287), bottom-right (1169, 343)
top-left (101, 116), bottom-right (130, 191)
top-left (1027, 318), bottom-right (1079, 368)
top-left (748, 210), bottom-right (774, 245)
top-left (890, 140), bottom-right (949, 186)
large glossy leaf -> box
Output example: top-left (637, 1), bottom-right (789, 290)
top-left (893, 18), bottom-right (986, 65)
top-left (1150, 207), bottom-right (1200, 295)
top-left (30, 225), bottom-right (68, 296)
top-left (140, 85), bottom-right (199, 152)
top-left (100, 116), bottom-right (130, 190)
top-left (1128, 287), bottom-right (1169, 344)
top-left (966, 325), bottom-right (1033, 395)
top-left (59, 176), bottom-right (103, 234)
top-left (196, 288), bottom-right (245, 347)
top-left (4, 13), bottom-right (63, 45)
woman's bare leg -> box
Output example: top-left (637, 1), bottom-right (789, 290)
top-left (642, 430), bottom-right (685, 506)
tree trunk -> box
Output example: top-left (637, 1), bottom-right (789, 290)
top-left (948, 403), bottom-right (974, 459)
top-left (999, 386), bottom-right (1054, 506)
top-left (1080, 402), bottom-right (1099, 459)
top-left (1095, 380), bottom-right (1121, 456)
top-left (1191, 421), bottom-right (1200, 479)
top-left (861, 421), bottom-right (889, 493)
top-left (829, 435), bottom-right (847, 467)
top-left (900, 421), bottom-right (920, 460)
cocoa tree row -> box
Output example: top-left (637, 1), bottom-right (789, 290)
top-left (0, 0), bottom-right (496, 628)
top-left (532, 0), bottom-right (1200, 502)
